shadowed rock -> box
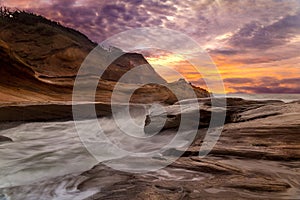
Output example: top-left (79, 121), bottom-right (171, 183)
top-left (0, 135), bottom-right (12, 143)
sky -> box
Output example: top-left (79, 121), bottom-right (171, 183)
top-left (1, 0), bottom-right (300, 93)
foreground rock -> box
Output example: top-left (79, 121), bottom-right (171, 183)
top-left (209, 100), bottom-right (300, 161)
top-left (0, 135), bottom-right (12, 143)
top-left (175, 100), bottom-right (300, 162)
top-left (145, 97), bottom-right (284, 133)
top-left (0, 97), bottom-right (278, 123)
top-left (0, 102), bottom-right (147, 122)
top-left (1, 156), bottom-right (295, 199)
top-left (84, 100), bottom-right (299, 199)
top-left (1, 99), bottom-right (299, 199)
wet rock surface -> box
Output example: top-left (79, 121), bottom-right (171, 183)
top-left (1, 99), bottom-right (299, 199)
top-left (145, 97), bottom-right (285, 133)
top-left (0, 135), bottom-right (12, 143)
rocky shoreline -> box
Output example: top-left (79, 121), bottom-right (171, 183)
top-left (0, 98), bottom-right (299, 199)
top-left (0, 9), bottom-right (299, 200)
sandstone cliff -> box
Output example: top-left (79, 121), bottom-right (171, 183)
top-left (0, 9), bottom-right (209, 104)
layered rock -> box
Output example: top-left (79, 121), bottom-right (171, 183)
top-left (0, 10), bottom-right (209, 104)
top-left (3, 104), bottom-right (298, 199)
top-left (144, 97), bottom-right (284, 133)
top-left (0, 99), bottom-right (299, 199)
top-left (162, 100), bottom-right (300, 161)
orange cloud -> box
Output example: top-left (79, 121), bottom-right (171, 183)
top-left (146, 53), bottom-right (227, 93)
top-left (1, 0), bottom-right (50, 9)
top-left (146, 52), bottom-right (300, 94)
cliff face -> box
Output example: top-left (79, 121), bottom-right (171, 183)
top-left (0, 9), bottom-right (209, 104)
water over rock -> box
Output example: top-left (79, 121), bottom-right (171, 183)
top-left (0, 135), bottom-right (12, 143)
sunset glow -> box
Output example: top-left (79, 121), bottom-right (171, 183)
top-left (1, 0), bottom-right (299, 93)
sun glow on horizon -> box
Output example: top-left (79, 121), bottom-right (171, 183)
top-left (146, 53), bottom-right (229, 94)
top-left (146, 52), bottom-right (300, 94)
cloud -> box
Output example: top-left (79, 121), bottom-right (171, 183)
top-left (231, 86), bottom-right (300, 94)
top-left (1, 0), bottom-right (299, 93)
top-left (209, 48), bottom-right (240, 55)
top-left (259, 77), bottom-right (281, 87)
top-left (224, 78), bottom-right (254, 84)
top-left (282, 77), bottom-right (300, 84)
top-left (2, 0), bottom-right (299, 45)
top-left (228, 13), bottom-right (300, 50)
top-left (29, 0), bottom-right (177, 42)
top-left (227, 76), bottom-right (300, 94)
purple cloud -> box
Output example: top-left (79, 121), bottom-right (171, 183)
top-left (231, 86), bottom-right (300, 94)
top-left (224, 78), bottom-right (254, 84)
top-left (1, 0), bottom-right (299, 93)
top-left (228, 12), bottom-right (300, 50)
top-left (228, 77), bottom-right (300, 94)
